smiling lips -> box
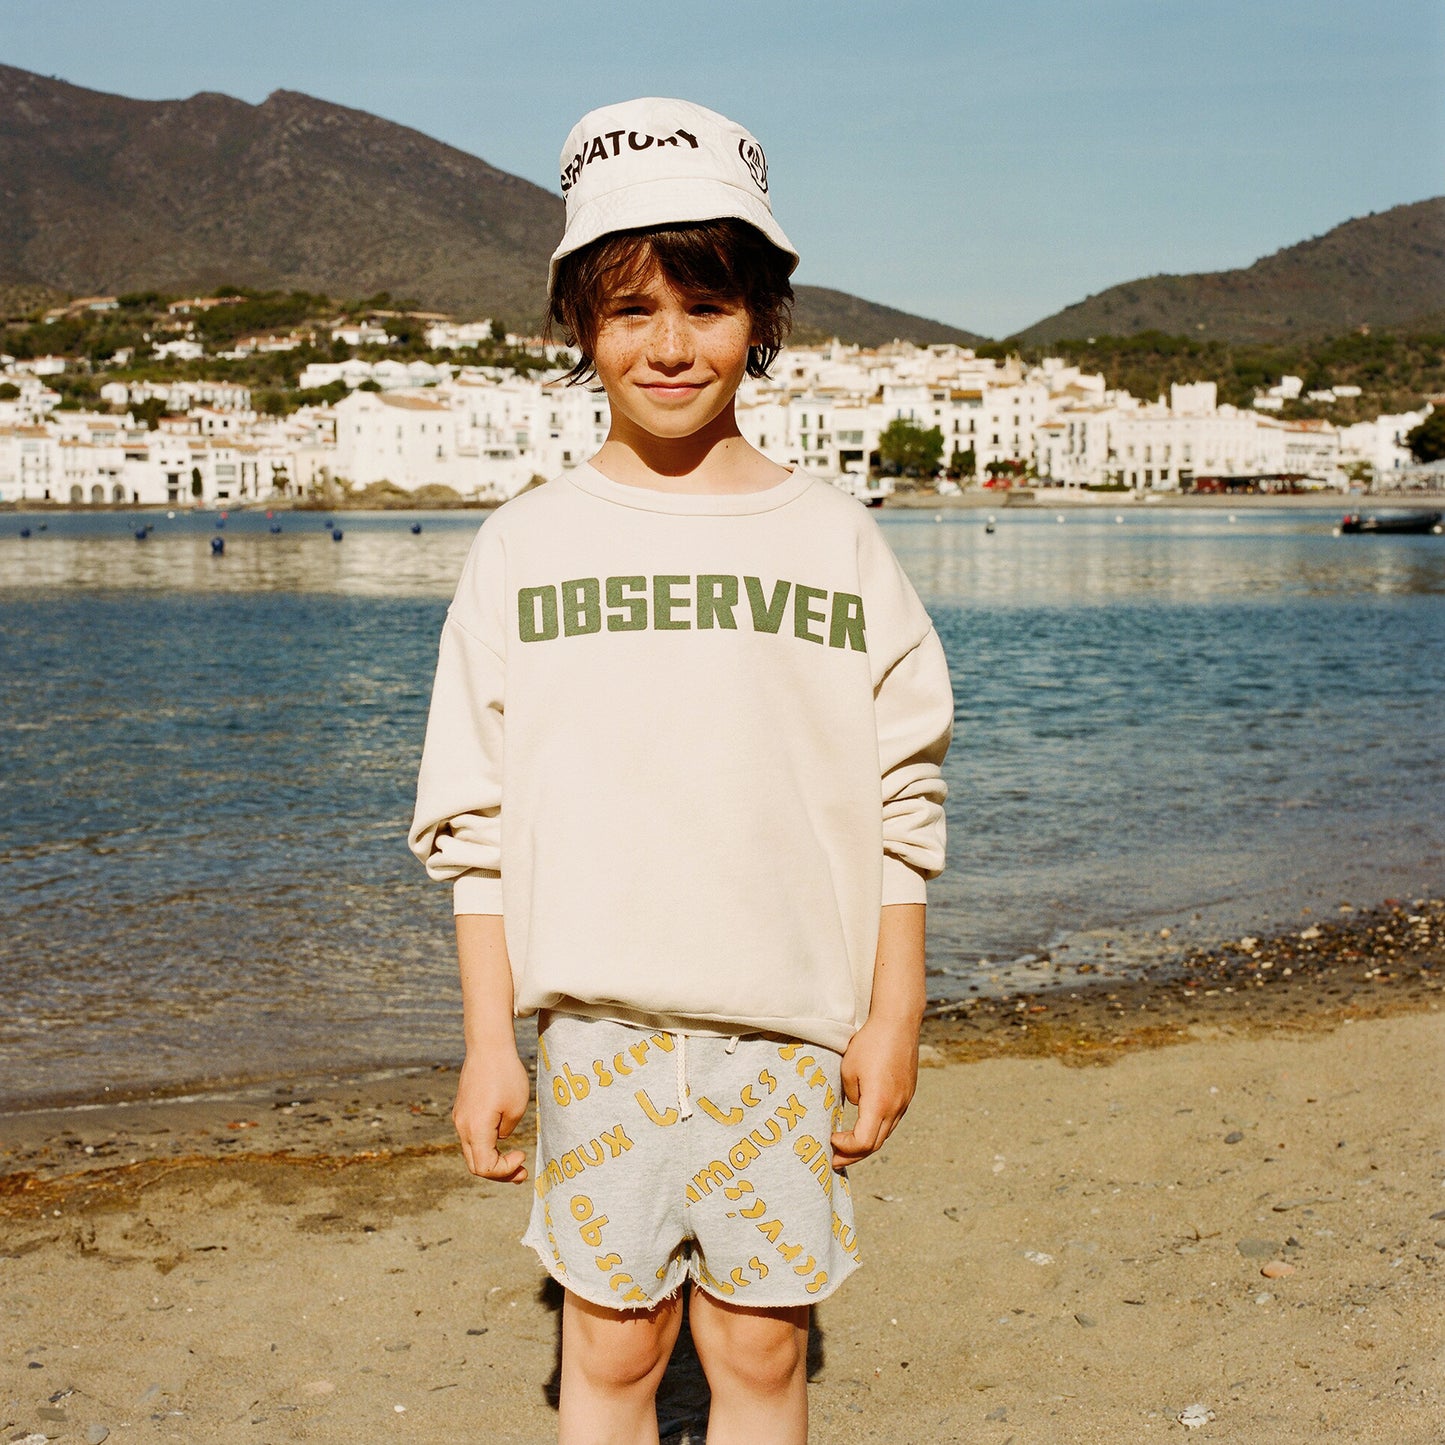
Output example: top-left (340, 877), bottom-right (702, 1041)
top-left (638, 380), bottom-right (708, 399)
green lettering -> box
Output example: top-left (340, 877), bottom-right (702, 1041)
top-left (696, 574), bottom-right (739, 629)
top-left (654, 574), bottom-right (690, 630)
top-left (744, 576), bottom-right (791, 633)
top-left (828, 591), bottom-right (866, 650)
top-left (561, 577), bottom-right (601, 636)
top-left (518, 584), bottom-right (558, 642)
top-left (794, 584), bottom-right (827, 644)
top-left (605, 575), bottom-right (647, 631)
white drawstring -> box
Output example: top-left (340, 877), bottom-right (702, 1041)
top-left (724, 1035), bottom-right (740, 1055)
top-left (674, 1033), bottom-right (693, 1120)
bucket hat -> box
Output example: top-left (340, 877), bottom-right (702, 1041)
top-left (549, 97), bottom-right (799, 292)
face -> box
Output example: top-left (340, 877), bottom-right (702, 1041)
top-left (589, 263), bottom-right (755, 444)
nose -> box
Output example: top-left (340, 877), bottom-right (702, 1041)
top-left (648, 309), bottom-right (693, 369)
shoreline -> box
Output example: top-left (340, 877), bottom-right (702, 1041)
top-left (2, 898), bottom-right (1438, 1189)
top-left (7, 489), bottom-right (1442, 518)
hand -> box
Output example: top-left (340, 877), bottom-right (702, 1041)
top-left (453, 1046), bottom-right (531, 1183)
top-left (830, 1013), bottom-right (920, 1171)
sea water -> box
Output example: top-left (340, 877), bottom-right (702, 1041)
top-left (1, 504), bottom-right (1441, 1104)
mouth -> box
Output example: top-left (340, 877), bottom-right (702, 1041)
top-left (637, 381), bottom-right (708, 399)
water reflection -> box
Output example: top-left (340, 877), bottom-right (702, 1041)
top-left (0, 506), bottom-right (1442, 1105)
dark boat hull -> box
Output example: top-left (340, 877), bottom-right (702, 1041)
top-left (1339, 510), bottom-right (1442, 535)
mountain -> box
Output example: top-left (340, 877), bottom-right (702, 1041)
top-left (790, 286), bottom-right (984, 347)
top-left (1013, 198), bottom-right (1445, 345)
top-left (0, 64), bottom-right (983, 345)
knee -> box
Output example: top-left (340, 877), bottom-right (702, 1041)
top-left (695, 1303), bottom-right (806, 1397)
top-left (565, 1294), bottom-right (679, 1393)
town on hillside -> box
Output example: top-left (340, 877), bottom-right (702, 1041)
top-left (1, 292), bottom-right (1440, 508)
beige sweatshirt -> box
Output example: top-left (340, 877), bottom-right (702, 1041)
top-left (409, 463), bottom-right (953, 1052)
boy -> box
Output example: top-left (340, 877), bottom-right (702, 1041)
top-left (410, 97), bottom-right (953, 1445)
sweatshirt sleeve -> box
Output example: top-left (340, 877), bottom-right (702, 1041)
top-left (407, 525), bottom-right (507, 914)
top-left (862, 520), bottom-right (954, 905)
top-left (877, 625), bottom-right (953, 903)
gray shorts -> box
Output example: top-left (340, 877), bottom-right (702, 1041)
top-left (522, 1011), bottom-right (861, 1311)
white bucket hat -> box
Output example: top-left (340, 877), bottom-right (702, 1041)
top-left (549, 97), bottom-right (799, 293)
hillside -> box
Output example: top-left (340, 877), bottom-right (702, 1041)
top-left (1014, 198), bottom-right (1445, 345)
top-left (0, 65), bottom-right (981, 345)
top-left (792, 286), bottom-right (984, 347)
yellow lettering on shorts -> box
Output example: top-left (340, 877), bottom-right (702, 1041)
top-left (699, 1095), bottom-right (744, 1127)
top-left (806, 1271), bottom-right (830, 1295)
top-left (612, 1051), bottom-right (633, 1077)
top-left (729, 1137), bottom-right (761, 1171)
top-left (595, 1252), bottom-right (622, 1271)
top-left (592, 1059), bottom-right (614, 1088)
top-left (600, 1123), bottom-right (634, 1157)
top-left (691, 1159), bottom-right (734, 1197)
top-left (634, 1088), bottom-right (678, 1127)
top-left (775, 1094), bottom-right (807, 1131)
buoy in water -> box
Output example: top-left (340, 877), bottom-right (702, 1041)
top-left (984, 523), bottom-right (995, 534)
top-left (331, 527), bottom-right (344, 542)
top-left (1056, 514), bottom-right (1066, 523)
top-left (269, 523), bottom-right (282, 534)
top-left (1115, 515), bottom-right (1124, 524)
top-left (134, 527), bottom-right (148, 540)
top-left (19, 527), bottom-right (31, 538)
top-left (410, 522), bottom-right (422, 535)
top-left (210, 535), bottom-right (225, 554)
top-left (934, 513), bottom-right (943, 523)
top-left (1228, 514), bottom-right (1237, 523)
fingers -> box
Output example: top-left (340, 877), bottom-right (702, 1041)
top-left (455, 1110), bottom-right (530, 1184)
top-left (830, 1101), bottom-right (900, 1170)
top-left (461, 1133), bottom-right (529, 1182)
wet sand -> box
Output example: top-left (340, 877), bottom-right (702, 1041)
top-left (2, 903), bottom-right (1441, 1443)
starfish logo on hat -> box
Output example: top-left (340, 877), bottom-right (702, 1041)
top-left (738, 139), bottom-right (768, 194)
top-left (548, 97), bottom-right (799, 292)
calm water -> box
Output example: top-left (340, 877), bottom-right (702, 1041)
top-left (2, 504), bottom-right (1442, 1105)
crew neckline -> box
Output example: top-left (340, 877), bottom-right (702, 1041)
top-left (565, 461), bottom-right (814, 515)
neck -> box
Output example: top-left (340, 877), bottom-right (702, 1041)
top-left (591, 409), bottom-right (787, 494)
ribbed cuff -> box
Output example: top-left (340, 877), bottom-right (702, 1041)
top-left (453, 872), bottom-right (504, 914)
top-left (881, 854), bottom-right (928, 906)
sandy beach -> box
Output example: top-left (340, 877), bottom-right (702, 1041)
top-left (2, 906), bottom-right (1441, 1444)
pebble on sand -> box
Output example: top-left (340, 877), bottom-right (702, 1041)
top-left (1236, 1238), bottom-right (1277, 1258)
top-left (86, 1427), bottom-right (110, 1445)
top-left (1177, 1403), bottom-right (1215, 1428)
top-left (1261, 1260), bottom-right (1296, 1278)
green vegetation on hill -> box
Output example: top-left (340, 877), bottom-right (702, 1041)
top-left (0, 288), bottom-right (557, 412)
top-left (982, 327), bottom-right (1445, 422)
top-left (1012, 198), bottom-right (1445, 345)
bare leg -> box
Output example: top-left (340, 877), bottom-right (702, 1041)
top-left (557, 1289), bottom-right (684, 1445)
top-left (688, 1289), bottom-right (809, 1445)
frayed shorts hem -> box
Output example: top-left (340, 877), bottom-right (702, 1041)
top-left (520, 1226), bottom-right (863, 1313)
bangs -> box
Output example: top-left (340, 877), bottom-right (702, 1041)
top-left (546, 219), bottom-right (794, 384)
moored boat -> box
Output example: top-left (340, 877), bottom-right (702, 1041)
top-left (1338, 509), bottom-right (1443, 535)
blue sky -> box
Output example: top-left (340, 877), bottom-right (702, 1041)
top-left (3, 1), bottom-right (1441, 337)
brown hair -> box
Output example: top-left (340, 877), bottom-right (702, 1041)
top-left (546, 218), bottom-right (794, 385)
